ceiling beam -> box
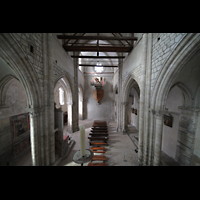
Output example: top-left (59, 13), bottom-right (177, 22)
top-left (112, 33), bottom-right (125, 46)
top-left (57, 35), bottom-right (138, 41)
top-left (63, 45), bottom-right (132, 52)
top-left (79, 64), bottom-right (118, 67)
top-left (84, 72), bottom-right (114, 74)
top-left (118, 33), bottom-right (132, 47)
top-left (71, 56), bottom-right (125, 59)
top-left (71, 33), bottom-right (85, 46)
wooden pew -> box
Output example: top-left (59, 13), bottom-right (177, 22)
top-left (88, 136), bottom-right (109, 143)
top-left (89, 142), bottom-right (106, 146)
top-left (91, 129), bottom-right (108, 133)
top-left (91, 155), bottom-right (107, 162)
top-left (91, 146), bottom-right (106, 154)
top-left (93, 122), bottom-right (107, 126)
top-left (88, 162), bottom-right (107, 166)
top-left (89, 133), bottom-right (108, 137)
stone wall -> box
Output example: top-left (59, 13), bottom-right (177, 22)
top-left (0, 78), bottom-right (30, 165)
top-left (151, 33), bottom-right (186, 91)
top-left (176, 109), bottom-right (197, 165)
top-left (12, 33), bottom-right (44, 87)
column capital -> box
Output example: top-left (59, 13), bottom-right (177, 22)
top-left (151, 109), bottom-right (167, 118)
top-left (25, 106), bottom-right (45, 116)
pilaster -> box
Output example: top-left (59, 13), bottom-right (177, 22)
top-left (117, 58), bottom-right (123, 132)
top-left (138, 33), bottom-right (148, 165)
top-left (121, 101), bottom-right (129, 134)
top-left (153, 110), bottom-right (164, 166)
top-left (72, 52), bottom-right (79, 132)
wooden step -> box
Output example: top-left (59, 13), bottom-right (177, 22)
top-left (92, 155), bottom-right (107, 162)
top-left (88, 162), bottom-right (107, 166)
top-left (91, 147), bottom-right (106, 150)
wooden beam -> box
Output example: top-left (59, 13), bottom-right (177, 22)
top-left (71, 33), bottom-right (85, 46)
top-left (63, 45), bottom-right (132, 52)
top-left (71, 56), bottom-right (125, 59)
top-left (112, 33), bottom-right (125, 46)
top-left (79, 64), bottom-right (118, 67)
top-left (84, 72), bottom-right (114, 74)
top-left (57, 35), bottom-right (138, 41)
top-left (63, 33), bottom-right (77, 46)
top-left (118, 33), bottom-right (132, 47)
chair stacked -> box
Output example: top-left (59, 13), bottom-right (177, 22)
top-left (88, 120), bottom-right (109, 166)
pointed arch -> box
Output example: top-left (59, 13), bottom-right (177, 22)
top-left (122, 73), bottom-right (140, 104)
top-left (0, 33), bottom-right (44, 166)
top-left (0, 33), bottom-right (42, 108)
top-left (54, 73), bottom-right (74, 133)
top-left (169, 82), bottom-right (192, 108)
top-left (150, 33), bottom-right (200, 166)
top-left (151, 33), bottom-right (200, 111)
top-left (0, 74), bottom-right (20, 106)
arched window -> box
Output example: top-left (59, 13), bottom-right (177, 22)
top-left (59, 87), bottom-right (64, 105)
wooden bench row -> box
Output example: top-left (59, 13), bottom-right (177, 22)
top-left (88, 121), bottom-right (108, 166)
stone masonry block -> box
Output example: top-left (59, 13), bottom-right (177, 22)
top-left (175, 34), bottom-right (183, 43)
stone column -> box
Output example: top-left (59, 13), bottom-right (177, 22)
top-left (138, 33), bottom-right (148, 165)
top-left (148, 109), bottom-right (155, 166)
top-left (55, 107), bottom-right (63, 157)
top-left (29, 110), bottom-right (40, 166)
top-left (122, 102), bottom-right (129, 134)
top-left (117, 58), bottom-right (123, 132)
top-left (143, 33), bottom-right (153, 165)
top-left (42, 33), bottom-right (50, 166)
top-left (47, 33), bottom-right (55, 165)
top-left (153, 110), bottom-right (164, 166)
top-left (67, 103), bottom-right (73, 133)
top-left (72, 52), bottom-right (79, 132)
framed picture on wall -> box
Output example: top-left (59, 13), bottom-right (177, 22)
top-left (164, 115), bottom-right (173, 127)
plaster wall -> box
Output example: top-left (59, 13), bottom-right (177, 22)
top-left (162, 86), bottom-right (183, 159)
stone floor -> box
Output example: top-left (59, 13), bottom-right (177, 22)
top-left (58, 119), bottom-right (139, 166)
top-left (12, 119), bottom-right (181, 166)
